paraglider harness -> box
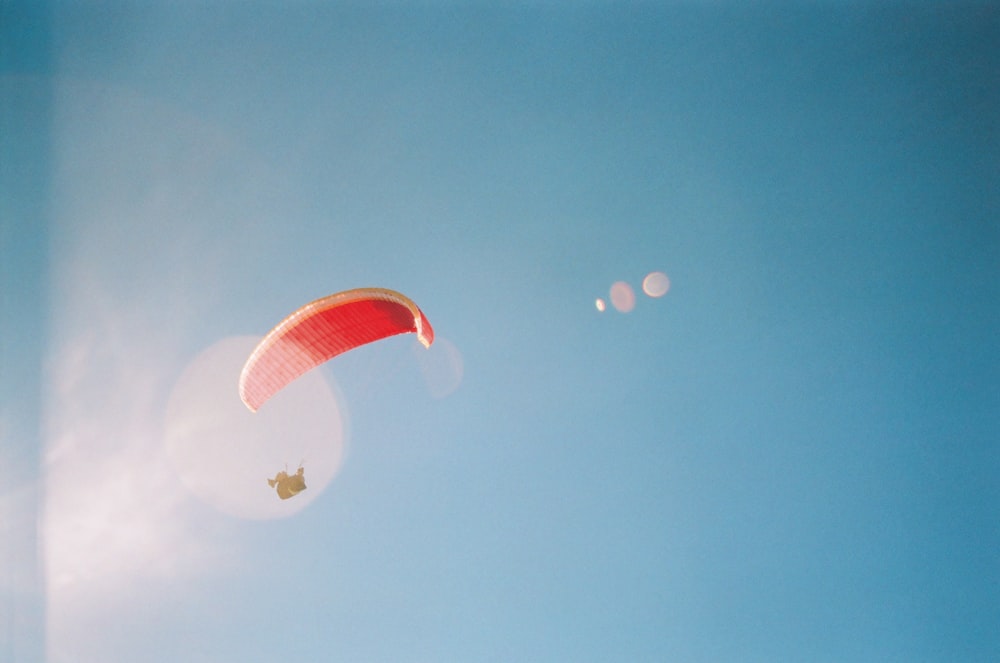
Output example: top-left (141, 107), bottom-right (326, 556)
top-left (268, 465), bottom-right (306, 500)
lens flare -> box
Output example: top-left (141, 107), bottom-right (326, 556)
top-left (413, 335), bottom-right (464, 399)
top-left (165, 336), bottom-right (346, 520)
top-left (595, 298), bottom-right (607, 312)
top-left (609, 281), bottom-right (636, 313)
top-left (642, 271), bottom-right (670, 298)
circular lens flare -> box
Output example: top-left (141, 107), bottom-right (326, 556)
top-left (413, 335), bottom-right (464, 399)
top-left (642, 271), bottom-right (670, 298)
top-left (595, 298), bottom-right (607, 312)
top-left (609, 281), bottom-right (636, 313)
top-left (164, 336), bottom-right (346, 520)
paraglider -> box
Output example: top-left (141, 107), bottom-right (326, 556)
top-left (239, 287), bottom-right (434, 412)
top-left (268, 466), bottom-right (307, 500)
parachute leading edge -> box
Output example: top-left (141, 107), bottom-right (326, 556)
top-left (239, 287), bottom-right (434, 412)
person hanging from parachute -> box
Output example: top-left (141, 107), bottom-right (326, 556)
top-left (268, 465), bottom-right (307, 500)
top-left (240, 287), bottom-right (434, 500)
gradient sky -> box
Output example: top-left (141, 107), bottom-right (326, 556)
top-left (2, 2), bottom-right (998, 662)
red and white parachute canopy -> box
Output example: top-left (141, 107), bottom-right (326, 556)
top-left (239, 287), bottom-right (434, 412)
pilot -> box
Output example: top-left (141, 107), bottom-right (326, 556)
top-left (268, 466), bottom-right (307, 500)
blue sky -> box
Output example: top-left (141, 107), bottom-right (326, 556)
top-left (2, 2), bottom-right (998, 662)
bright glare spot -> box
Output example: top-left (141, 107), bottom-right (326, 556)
top-left (164, 336), bottom-right (346, 520)
top-left (595, 298), bottom-right (606, 312)
top-left (642, 271), bottom-right (670, 297)
top-left (610, 281), bottom-right (636, 313)
top-left (45, 445), bottom-right (197, 593)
